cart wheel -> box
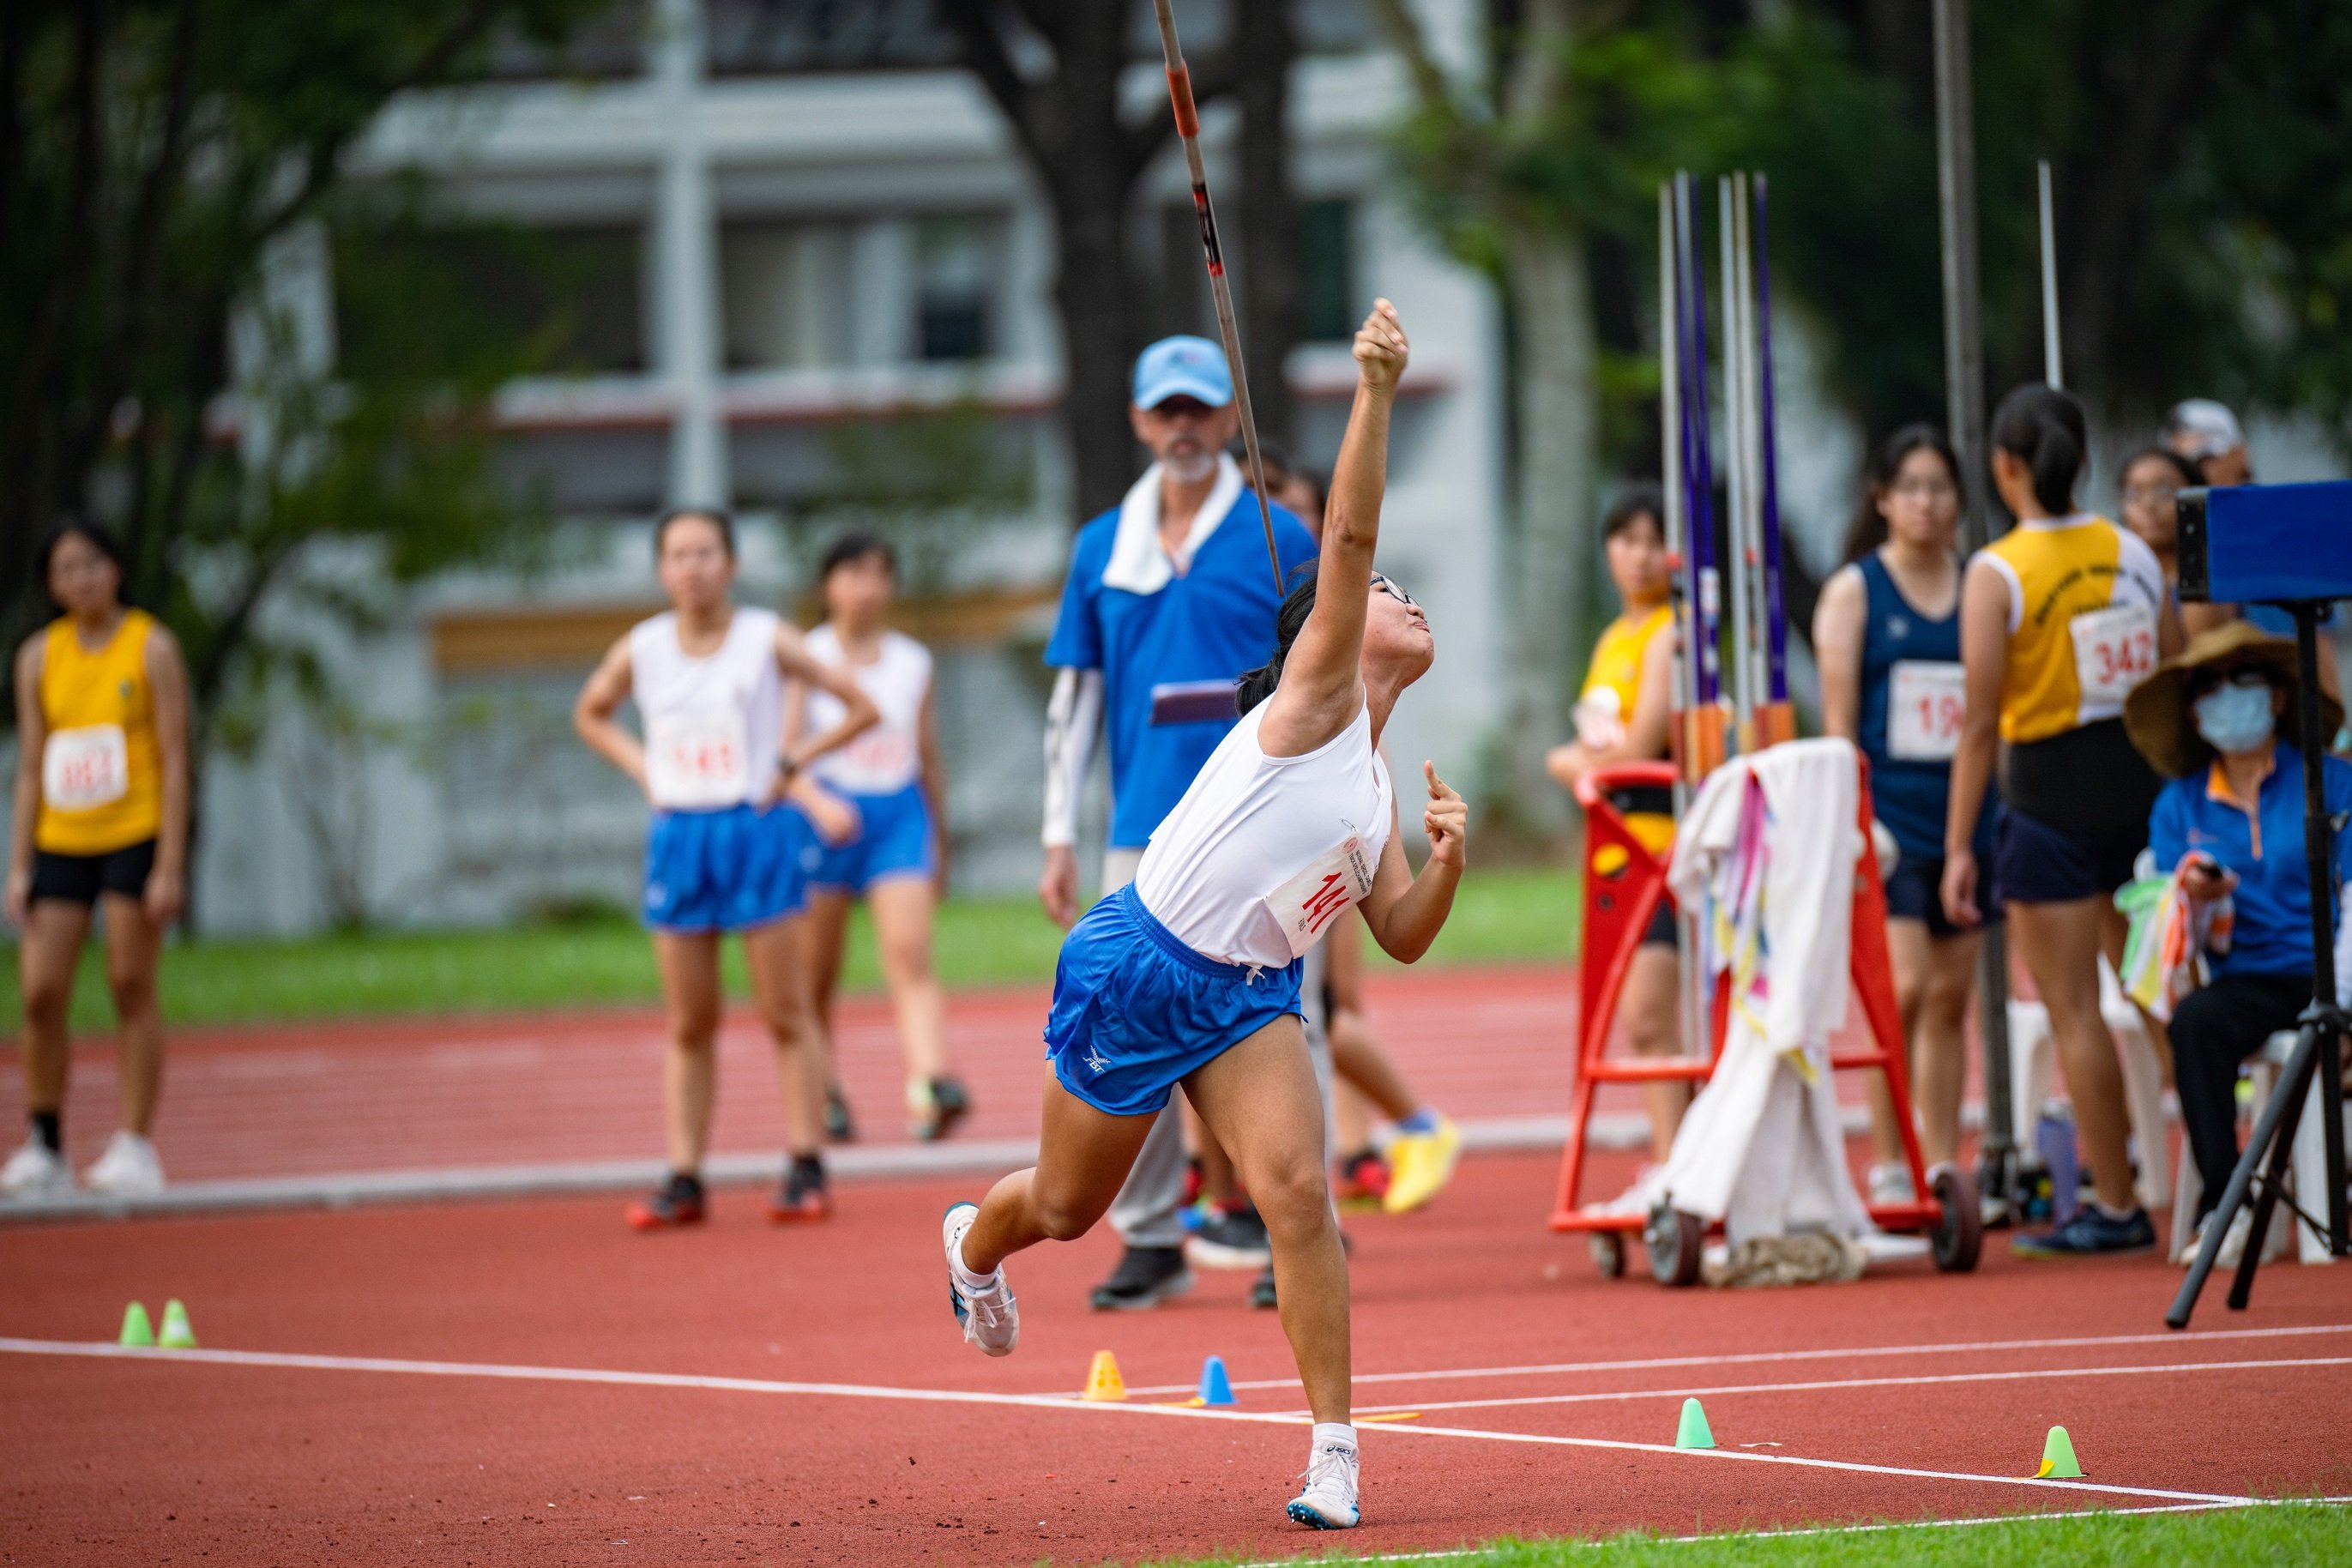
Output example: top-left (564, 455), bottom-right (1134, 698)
top-left (1931, 1166), bottom-right (1984, 1273)
top-left (1588, 1232), bottom-right (1626, 1280)
top-left (1644, 1204), bottom-right (1704, 1288)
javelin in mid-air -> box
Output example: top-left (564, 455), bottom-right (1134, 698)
top-left (1149, 0), bottom-right (1286, 596)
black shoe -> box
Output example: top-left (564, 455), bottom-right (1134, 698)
top-left (912, 1076), bottom-right (971, 1142)
top-left (769, 1156), bottom-right (831, 1223)
top-left (1088, 1245), bottom-right (1193, 1311)
top-left (1186, 1203), bottom-right (1273, 1270)
top-left (823, 1083), bottom-right (856, 1143)
top-left (2012, 1203), bottom-right (2155, 1258)
top-left (626, 1172), bottom-right (706, 1231)
top-left (1249, 1264), bottom-right (1278, 1310)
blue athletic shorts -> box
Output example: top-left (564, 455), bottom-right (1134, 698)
top-left (1884, 848), bottom-right (2002, 938)
top-left (807, 782), bottom-right (937, 895)
top-left (643, 802), bottom-right (815, 934)
top-left (1045, 884), bottom-right (1305, 1118)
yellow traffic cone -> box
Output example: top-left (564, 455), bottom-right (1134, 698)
top-left (1081, 1349), bottom-right (1125, 1402)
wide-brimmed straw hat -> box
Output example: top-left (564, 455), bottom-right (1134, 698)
top-left (2122, 620), bottom-right (2343, 779)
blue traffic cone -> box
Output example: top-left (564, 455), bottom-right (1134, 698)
top-left (1196, 1354), bottom-right (1236, 1407)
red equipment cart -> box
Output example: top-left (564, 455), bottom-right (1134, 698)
top-left (1547, 758), bottom-right (1982, 1284)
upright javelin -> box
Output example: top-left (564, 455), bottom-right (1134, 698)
top-left (1150, 0), bottom-right (1285, 595)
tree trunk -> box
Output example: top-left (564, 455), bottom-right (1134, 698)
top-left (1234, 0), bottom-right (1300, 451)
top-left (1502, 223), bottom-right (1598, 833)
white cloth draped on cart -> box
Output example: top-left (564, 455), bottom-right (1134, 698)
top-left (1658, 738), bottom-right (1874, 1246)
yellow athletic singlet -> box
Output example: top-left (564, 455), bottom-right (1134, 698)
top-left (36, 609), bottom-right (162, 855)
top-left (1979, 516), bottom-right (2166, 745)
top-left (1575, 603), bottom-right (1674, 853)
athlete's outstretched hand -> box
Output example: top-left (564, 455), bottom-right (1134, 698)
top-left (1421, 761), bottom-right (1466, 869)
top-left (1354, 299), bottom-right (1408, 396)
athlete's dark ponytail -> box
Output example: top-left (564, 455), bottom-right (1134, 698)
top-left (1235, 569), bottom-right (1320, 715)
top-left (1990, 383), bottom-right (2088, 517)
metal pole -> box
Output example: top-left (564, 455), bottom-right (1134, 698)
top-left (2294, 605), bottom-right (2350, 1257)
top-left (1149, 0), bottom-right (1284, 594)
top-left (1719, 177), bottom-right (1755, 741)
top-left (1660, 181), bottom-right (1705, 1097)
top-left (2038, 160), bottom-right (2063, 389)
top-left (1933, 0), bottom-right (2018, 1215)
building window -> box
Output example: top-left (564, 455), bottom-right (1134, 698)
top-left (722, 219), bottom-right (854, 370)
top-left (706, 0), bottom-right (958, 75)
top-left (1300, 199), bottom-right (1354, 343)
top-left (915, 215), bottom-right (998, 361)
top-left (333, 220), bottom-right (646, 380)
top-left (474, 2), bottom-right (648, 81)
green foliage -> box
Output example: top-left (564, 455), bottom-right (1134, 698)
top-left (0, 0), bottom-right (615, 731)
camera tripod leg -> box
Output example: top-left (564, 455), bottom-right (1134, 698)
top-left (2168, 1021), bottom-right (2318, 1330)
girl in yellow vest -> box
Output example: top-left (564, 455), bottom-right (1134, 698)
top-left (3, 521), bottom-right (192, 1198)
top-left (1547, 484), bottom-right (1685, 1203)
top-left (1943, 386), bottom-right (2182, 1257)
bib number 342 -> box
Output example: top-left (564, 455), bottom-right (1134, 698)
top-left (2069, 602), bottom-right (2157, 708)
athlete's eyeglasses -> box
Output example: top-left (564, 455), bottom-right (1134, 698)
top-left (1372, 574), bottom-right (1415, 607)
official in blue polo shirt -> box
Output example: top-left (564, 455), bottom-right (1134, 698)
top-left (2126, 623), bottom-right (2352, 1245)
top-left (1038, 334), bottom-right (1317, 1310)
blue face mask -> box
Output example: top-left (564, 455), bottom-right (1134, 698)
top-left (2193, 679), bottom-right (2277, 755)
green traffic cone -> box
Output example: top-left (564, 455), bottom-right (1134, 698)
top-left (157, 1299), bottom-right (196, 1349)
top-left (2035, 1425), bottom-right (2083, 1479)
top-left (118, 1301), bottom-right (154, 1348)
top-left (1674, 1396), bottom-right (1716, 1450)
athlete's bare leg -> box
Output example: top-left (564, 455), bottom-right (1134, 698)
top-left (17, 901), bottom-right (92, 1129)
top-left (2012, 896), bottom-right (2137, 1212)
top-left (652, 931), bottom-right (724, 1171)
top-left (868, 875), bottom-right (950, 1085)
top-left (962, 1074), bottom-right (1161, 1266)
top-left (98, 892), bottom-right (166, 1137)
top-left (1621, 944), bottom-right (1690, 1161)
top-left (1185, 1016), bottom-right (1350, 1426)
top-left (744, 917), bottom-right (829, 1156)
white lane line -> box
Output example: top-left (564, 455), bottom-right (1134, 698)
top-left (0, 1337), bottom-right (2259, 1507)
top-left (1311, 1354), bottom-right (2352, 1417)
top-left (1107, 1322), bottom-right (2352, 1397)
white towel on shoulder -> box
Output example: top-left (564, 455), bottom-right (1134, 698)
top-left (1101, 453), bottom-right (1245, 595)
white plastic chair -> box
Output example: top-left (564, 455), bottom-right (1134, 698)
top-left (2006, 956), bottom-right (2169, 1210)
top-left (2168, 1029), bottom-right (2349, 1266)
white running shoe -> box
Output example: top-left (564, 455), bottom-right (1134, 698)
top-left (1288, 1426), bottom-right (1361, 1529)
top-left (1, 1136), bottom-right (72, 1198)
top-left (1866, 1162), bottom-right (1916, 1206)
top-left (82, 1131), bottom-right (164, 1197)
top-left (1592, 1161), bottom-right (1668, 1219)
top-left (943, 1203), bottom-right (1018, 1357)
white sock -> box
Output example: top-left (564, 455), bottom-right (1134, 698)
top-left (2092, 1198), bottom-right (2139, 1222)
top-left (1311, 1420), bottom-right (1356, 1453)
top-left (950, 1236), bottom-right (999, 1292)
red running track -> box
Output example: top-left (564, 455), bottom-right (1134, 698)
top-left (0, 968), bottom-right (1596, 1184)
top-left (4, 1149), bottom-right (2349, 1566)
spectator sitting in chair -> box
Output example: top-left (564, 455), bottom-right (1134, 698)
top-left (2124, 623), bottom-right (2351, 1258)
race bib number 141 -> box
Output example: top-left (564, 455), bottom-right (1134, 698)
top-left (1262, 833), bottom-right (1378, 960)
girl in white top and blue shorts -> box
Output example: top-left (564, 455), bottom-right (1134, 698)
top-left (575, 510), bottom-right (878, 1233)
top-left (939, 303), bottom-right (1468, 1533)
top-left (789, 533), bottom-right (968, 1143)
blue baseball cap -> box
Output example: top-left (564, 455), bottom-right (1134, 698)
top-left (1131, 335), bottom-right (1233, 410)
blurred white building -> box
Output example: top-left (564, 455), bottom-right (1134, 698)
top-left (185, 0), bottom-right (1512, 932)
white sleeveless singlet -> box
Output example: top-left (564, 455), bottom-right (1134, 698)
top-left (1134, 700), bottom-right (1394, 968)
top-left (628, 606), bottom-right (783, 811)
top-left (802, 624), bottom-right (932, 796)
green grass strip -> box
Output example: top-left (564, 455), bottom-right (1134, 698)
top-left (1128, 1500), bottom-right (2350, 1567)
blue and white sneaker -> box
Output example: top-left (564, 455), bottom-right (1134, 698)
top-left (1287, 1427), bottom-right (1360, 1529)
top-left (943, 1202), bottom-right (1018, 1356)
top-left (2013, 1203), bottom-right (2156, 1259)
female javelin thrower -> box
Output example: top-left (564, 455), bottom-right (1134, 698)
top-left (940, 302), bottom-right (1462, 1531)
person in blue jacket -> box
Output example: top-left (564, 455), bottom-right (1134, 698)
top-left (2126, 623), bottom-right (2351, 1251)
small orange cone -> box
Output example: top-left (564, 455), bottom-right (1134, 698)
top-left (1081, 1350), bottom-right (1126, 1402)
